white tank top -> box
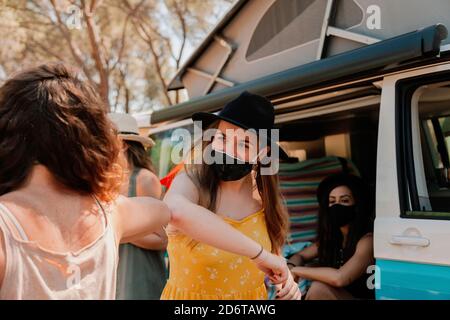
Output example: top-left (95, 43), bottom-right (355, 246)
top-left (0, 198), bottom-right (119, 300)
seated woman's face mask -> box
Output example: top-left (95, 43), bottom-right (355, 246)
top-left (328, 204), bottom-right (357, 227)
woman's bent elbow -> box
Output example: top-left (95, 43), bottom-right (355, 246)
top-left (163, 195), bottom-right (184, 226)
top-left (332, 273), bottom-right (349, 288)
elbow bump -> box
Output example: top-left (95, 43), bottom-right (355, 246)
top-left (168, 206), bottom-right (183, 227)
top-left (164, 196), bottom-right (184, 224)
top-left (158, 201), bottom-right (172, 225)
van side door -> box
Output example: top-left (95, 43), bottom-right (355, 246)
top-left (375, 62), bottom-right (450, 299)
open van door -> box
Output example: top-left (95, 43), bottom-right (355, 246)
top-left (375, 62), bottom-right (450, 299)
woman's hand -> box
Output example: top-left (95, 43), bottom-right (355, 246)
top-left (276, 271), bottom-right (302, 300)
top-left (288, 235), bottom-right (374, 288)
top-left (287, 253), bottom-right (305, 270)
top-left (290, 266), bottom-right (302, 283)
top-left (253, 250), bottom-right (289, 285)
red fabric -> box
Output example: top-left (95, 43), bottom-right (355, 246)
top-left (160, 163), bottom-right (184, 190)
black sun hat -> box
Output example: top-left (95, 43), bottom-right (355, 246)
top-left (192, 91), bottom-right (289, 160)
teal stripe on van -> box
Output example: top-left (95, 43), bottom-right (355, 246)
top-left (376, 259), bottom-right (450, 300)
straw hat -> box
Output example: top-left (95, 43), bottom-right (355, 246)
top-left (108, 113), bottom-right (155, 148)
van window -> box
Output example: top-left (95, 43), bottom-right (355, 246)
top-left (405, 83), bottom-right (450, 218)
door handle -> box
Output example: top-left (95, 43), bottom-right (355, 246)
top-left (389, 235), bottom-right (430, 247)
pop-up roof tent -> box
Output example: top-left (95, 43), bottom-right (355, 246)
top-left (151, 0), bottom-right (450, 125)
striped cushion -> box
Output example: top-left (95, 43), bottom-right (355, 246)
top-left (279, 156), bottom-right (359, 244)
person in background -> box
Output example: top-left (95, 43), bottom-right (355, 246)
top-left (0, 63), bottom-right (171, 299)
top-left (161, 91), bottom-right (300, 300)
top-left (287, 173), bottom-right (374, 300)
top-left (109, 113), bottom-right (168, 300)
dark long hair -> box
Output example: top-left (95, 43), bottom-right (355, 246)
top-left (184, 121), bottom-right (289, 253)
top-left (316, 173), bottom-right (374, 267)
top-left (124, 140), bottom-right (155, 174)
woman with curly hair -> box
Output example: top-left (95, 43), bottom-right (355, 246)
top-left (0, 63), bottom-right (171, 299)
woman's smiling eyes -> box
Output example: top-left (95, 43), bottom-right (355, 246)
top-left (329, 195), bottom-right (352, 205)
top-left (213, 133), bottom-right (251, 150)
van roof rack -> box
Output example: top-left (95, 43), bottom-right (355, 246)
top-left (151, 24), bottom-right (447, 125)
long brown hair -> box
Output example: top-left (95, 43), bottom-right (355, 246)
top-left (124, 140), bottom-right (155, 173)
top-left (184, 122), bottom-right (289, 253)
top-left (0, 63), bottom-right (122, 202)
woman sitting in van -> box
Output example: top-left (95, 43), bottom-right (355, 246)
top-left (287, 173), bottom-right (375, 300)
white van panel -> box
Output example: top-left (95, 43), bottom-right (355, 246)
top-left (375, 62), bottom-right (450, 266)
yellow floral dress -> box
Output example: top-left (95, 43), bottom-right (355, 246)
top-left (161, 209), bottom-right (272, 300)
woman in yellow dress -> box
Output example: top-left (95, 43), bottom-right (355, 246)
top-left (161, 91), bottom-right (301, 300)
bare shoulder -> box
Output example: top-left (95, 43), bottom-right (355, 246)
top-left (137, 169), bottom-right (160, 186)
top-left (112, 194), bottom-right (128, 214)
top-left (108, 195), bottom-right (139, 239)
top-left (136, 169), bottom-right (162, 198)
top-left (356, 233), bottom-right (374, 253)
top-left (171, 170), bottom-right (192, 185)
top-left (165, 171), bottom-right (199, 201)
top-left (361, 232), bottom-right (374, 241)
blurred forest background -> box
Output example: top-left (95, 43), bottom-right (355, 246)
top-left (0, 0), bottom-right (235, 113)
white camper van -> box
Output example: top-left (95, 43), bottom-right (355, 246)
top-left (140, 0), bottom-right (450, 299)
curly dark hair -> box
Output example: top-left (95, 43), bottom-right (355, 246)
top-left (0, 63), bottom-right (122, 202)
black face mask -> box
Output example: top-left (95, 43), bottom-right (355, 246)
top-left (210, 150), bottom-right (254, 181)
top-left (328, 204), bottom-right (356, 227)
